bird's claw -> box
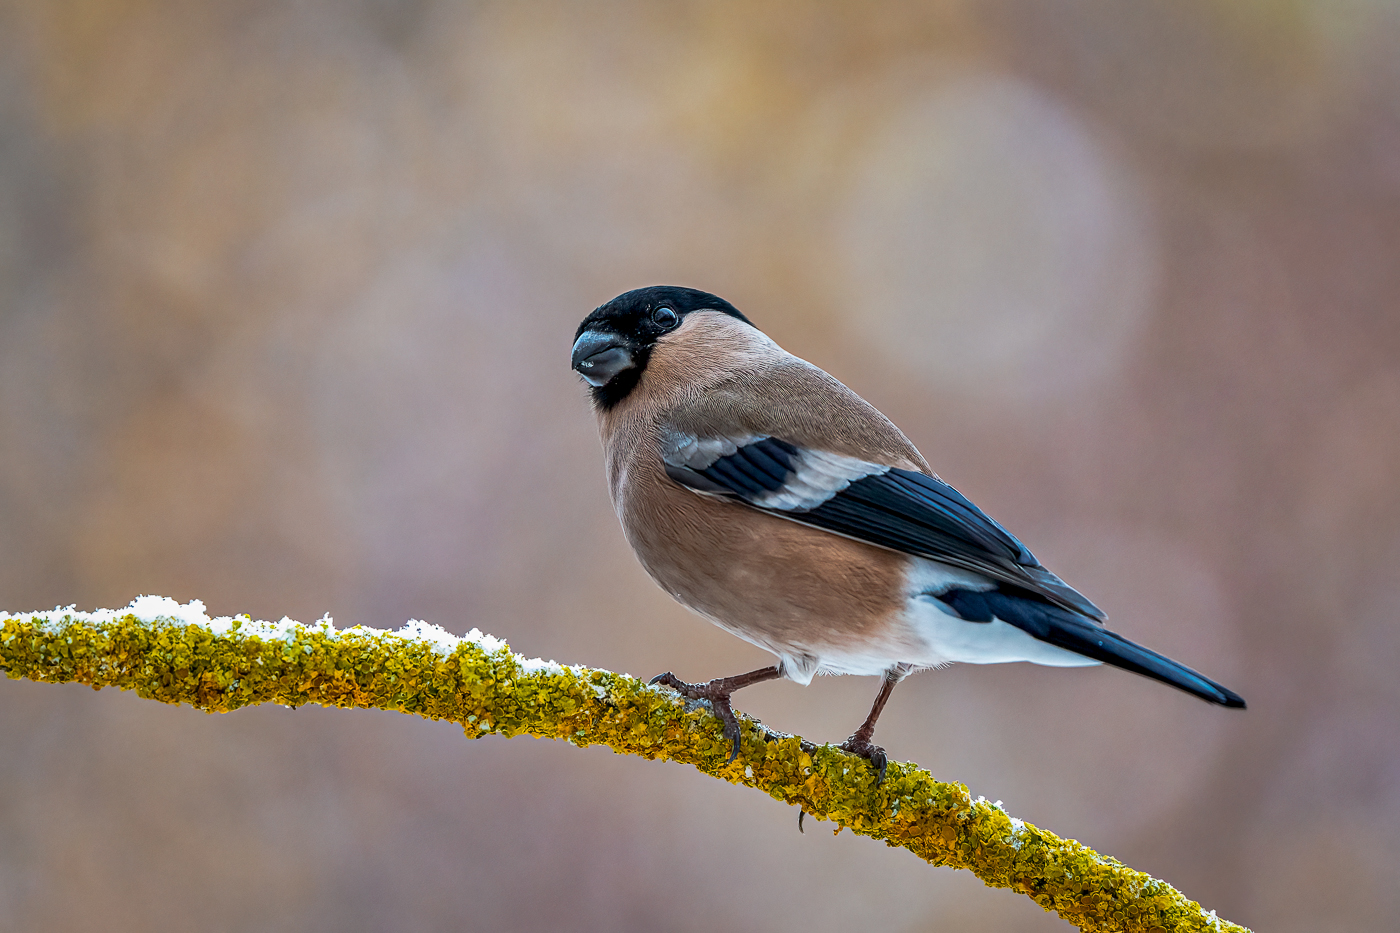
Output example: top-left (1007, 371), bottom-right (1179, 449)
top-left (649, 671), bottom-right (745, 764)
top-left (723, 719), bottom-right (743, 764)
top-left (649, 671), bottom-right (685, 691)
top-left (839, 734), bottom-right (889, 785)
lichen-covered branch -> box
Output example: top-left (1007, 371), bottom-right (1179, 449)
top-left (1, 599), bottom-right (1246, 933)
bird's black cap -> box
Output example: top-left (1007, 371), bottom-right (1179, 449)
top-left (574, 286), bottom-right (751, 341)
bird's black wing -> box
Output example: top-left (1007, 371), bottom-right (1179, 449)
top-left (661, 433), bottom-right (1106, 621)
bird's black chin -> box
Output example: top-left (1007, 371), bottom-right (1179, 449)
top-left (572, 329), bottom-right (648, 408)
top-left (588, 366), bottom-right (645, 410)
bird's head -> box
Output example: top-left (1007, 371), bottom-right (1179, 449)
top-left (572, 286), bottom-right (752, 409)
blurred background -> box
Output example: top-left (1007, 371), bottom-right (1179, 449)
top-left (2, 1), bottom-right (1398, 930)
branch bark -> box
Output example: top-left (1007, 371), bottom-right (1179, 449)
top-left (1, 602), bottom-right (1247, 933)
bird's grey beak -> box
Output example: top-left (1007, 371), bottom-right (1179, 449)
top-left (571, 330), bottom-right (635, 387)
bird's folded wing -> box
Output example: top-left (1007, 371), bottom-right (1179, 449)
top-left (661, 431), bottom-right (1106, 621)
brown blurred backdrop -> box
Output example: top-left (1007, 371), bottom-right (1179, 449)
top-left (2, 2), bottom-right (1399, 930)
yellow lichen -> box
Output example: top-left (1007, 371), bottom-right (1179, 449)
top-left (0, 606), bottom-right (1249, 933)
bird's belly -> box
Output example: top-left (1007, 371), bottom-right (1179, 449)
top-left (624, 491), bottom-right (916, 683)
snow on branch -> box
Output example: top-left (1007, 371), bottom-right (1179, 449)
top-left (2, 598), bottom-right (1246, 933)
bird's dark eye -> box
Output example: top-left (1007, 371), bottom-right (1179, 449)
top-left (651, 307), bottom-right (679, 329)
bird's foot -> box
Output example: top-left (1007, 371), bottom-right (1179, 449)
top-left (839, 733), bottom-right (889, 785)
top-left (649, 671), bottom-right (745, 764)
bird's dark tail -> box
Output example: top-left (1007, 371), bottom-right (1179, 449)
top-left (941, 589), bottom-right (1246, 708)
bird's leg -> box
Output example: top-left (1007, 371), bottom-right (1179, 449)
top-left (649, 665), bottom-right (782, 763)
top-left (839, 665), bottom-right (909, 784)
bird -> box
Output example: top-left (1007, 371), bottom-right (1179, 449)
top-left (571, 285), bottom-right (1245, 780)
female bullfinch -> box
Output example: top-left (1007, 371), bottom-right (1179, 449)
top-left (572, 286), bottom-right (1244, 779)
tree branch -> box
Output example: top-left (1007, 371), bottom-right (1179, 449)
top-left (1, 600), bottom-right (1247, 933)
